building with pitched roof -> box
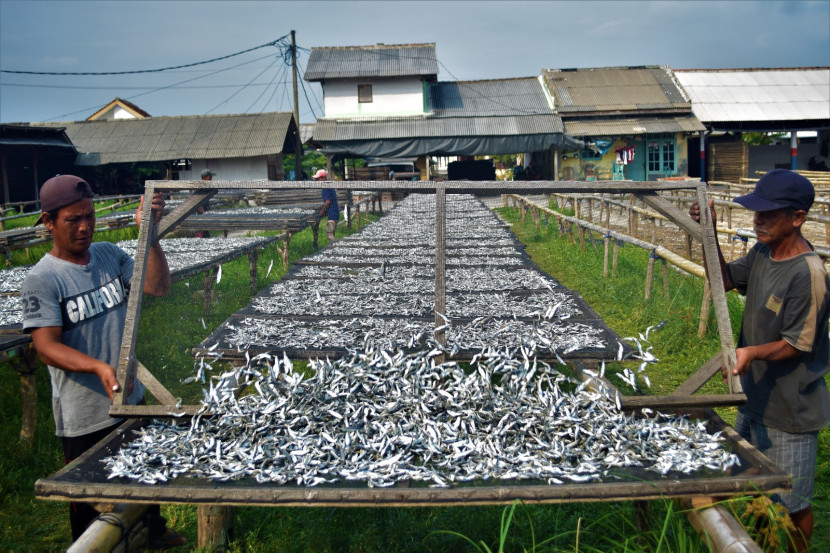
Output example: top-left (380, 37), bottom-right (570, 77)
top-left (675, 67), bottom-right (830, 179)
top-left (305, 43), bottom-right (579, 179)
top-left (86, 98), bottom-right (152, 121)
top-left (543, 65), bottom-right (704, 181)
top-left (0, 124), bottom-right (77, 205)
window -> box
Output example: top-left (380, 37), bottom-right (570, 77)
top-left (580, 138), bottom-right (602, 160)
top-left (647, 140), bottom-right (676, 174)
top-left (358, 84), bottom-right (373, 103)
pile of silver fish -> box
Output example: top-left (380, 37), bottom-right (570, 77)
top-left (102, 346), bottom-right (740, 486)
top-left (117, 236), bottom-right (277, 274)
top-left (217, 194), bottom-right (613, 358)
top-left (223, 315), bottom-right (606, 354)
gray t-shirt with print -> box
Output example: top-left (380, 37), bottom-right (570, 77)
top-left (21, 242), bottom-right (145, 437)
top-left (727, 242), bottom-right (830, 433)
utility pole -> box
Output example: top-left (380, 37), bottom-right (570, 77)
top-left (291, 30), bottom-right (303, 180)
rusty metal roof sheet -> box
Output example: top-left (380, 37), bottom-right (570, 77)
top-left (674, 68), bottom-right (830, 124)
top-left (305, 43), bottom-right (438, 81)
top-left (429, 78), bottom-right (554, 117)
top-left (543, 66), bottom-right (691, 115)
top-left (55, 112), bottom-right (296, 166)
top-left (564, 116), bottom-right (705, 137)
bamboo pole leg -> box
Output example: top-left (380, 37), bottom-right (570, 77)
top-left (685, 499), bottom-right (763, 553)
top-left (67, 504), bottom-right (149, 553)
top-left (612, 240), bottom-right (619, 276)
top-left (198, 506), bottom-right (235, 551)
top-left (661, 258), bottom-right (670, 301)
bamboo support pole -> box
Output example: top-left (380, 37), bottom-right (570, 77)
top-left (67, 503), bottom-right (149, 553)
top-left (684, 498), bottom-right (763, 553)
top-left (661, 258), bottom-right (670, 301)
top-left (612, 240), bottom-right (619, 275)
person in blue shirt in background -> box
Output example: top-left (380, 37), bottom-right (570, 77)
top-left (314, 169), bottom-right (339, 242)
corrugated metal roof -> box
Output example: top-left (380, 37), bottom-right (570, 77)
top-left (55, 112), bottom-right (295, 166)
top-left (313, 113), bottom-right (564, 141)
top-left (304, 43), bottom-right (438, 81)
top-left (564, 116), bottom-right (705, 137)
top-left (674, 68), bottom-right (830, 123)
top-left (0, 124), bottom-right (76, 149)
top-left (428, 78), bottom-right (553, 117)
top-left (543, 66), bottom-right (692, 114)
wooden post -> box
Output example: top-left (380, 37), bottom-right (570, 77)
top-left (248, 251), bottom-right (258, 295)
top-left (661, 258), bottom-right (670, 300)
top-left (15, 345), bottom-right (38, 445)
top-left (612, 240), bottom-right (619, 276)
top-left (578, 226), bottom-right (586, 251)
top-left (198, 505), bottom-right (234, 551)
top-left (434, 186), bottom-right (447, 359)
top-left (603, 235), bottom-right (610, 277)
top-left (645, 253), bottom-right (655, 299)
top-left (203, 266), bottom-right (217, 319)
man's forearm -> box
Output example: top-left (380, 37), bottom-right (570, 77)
top-left (143, 241), bottom-right (170, 297)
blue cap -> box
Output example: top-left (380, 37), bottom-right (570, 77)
top-left (733, 169), bottom-right (814, 212)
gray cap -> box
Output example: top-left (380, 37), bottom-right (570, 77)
top-left (201, 169), bottom-right (216, 178)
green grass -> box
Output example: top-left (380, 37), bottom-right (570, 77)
top-left (0, 204), bottom-right (825, 551)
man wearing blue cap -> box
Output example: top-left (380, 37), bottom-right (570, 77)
top-left (690, 169), bottom-right (830, 551)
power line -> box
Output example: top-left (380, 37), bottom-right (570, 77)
top-left (1, 35), bottom-right (290, 76)
top-left (1, 81), bottom-right (302, 90)
top-left (45, 53), bottom-right (276, 121)
top-left (206, 56), bottom-right (281, 114)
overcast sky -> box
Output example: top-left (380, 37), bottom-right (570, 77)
top-left (1, 0), bottom-right (828, 124)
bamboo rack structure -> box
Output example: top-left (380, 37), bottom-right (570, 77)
top-left (34, 179), bottom-right (776, 552)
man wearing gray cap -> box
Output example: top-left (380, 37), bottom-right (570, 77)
top-left (690, 169), bottom-right (830, 551)
top-left (21, 175), bottom-right (184, 547)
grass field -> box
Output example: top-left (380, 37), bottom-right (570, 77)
top-left (0, 201), bottom-right (825, 552)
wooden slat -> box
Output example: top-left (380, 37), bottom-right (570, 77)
top-left (673, 352), bottom-right (723, 396)
top-left (135, 361), bottom-right (177, 406)
top-left (696, 183), bottom-right (742, 395)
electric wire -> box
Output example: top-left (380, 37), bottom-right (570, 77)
top-left (206, 55), bottom-right (281, 114)
top-left (45, 53), bottom-right (277, 121)
top-left (0, 35), bottom-right (291, 76)
top-left (246, 61), bottom-right (287, 113)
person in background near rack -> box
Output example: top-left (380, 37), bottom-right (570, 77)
top-left (21, 175), bottom-right (185, 548)
top-left (689, 169), bottom-right (830, 552)
top-left (525, 158), bottom-right (543, 180)
top-left (194, 168), bottom-right (214, 238)
top-left (315, 169), bottom-right (339, 242)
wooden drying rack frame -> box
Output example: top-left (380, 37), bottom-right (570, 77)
top-left (109, 179), bottom-right (743, 419)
